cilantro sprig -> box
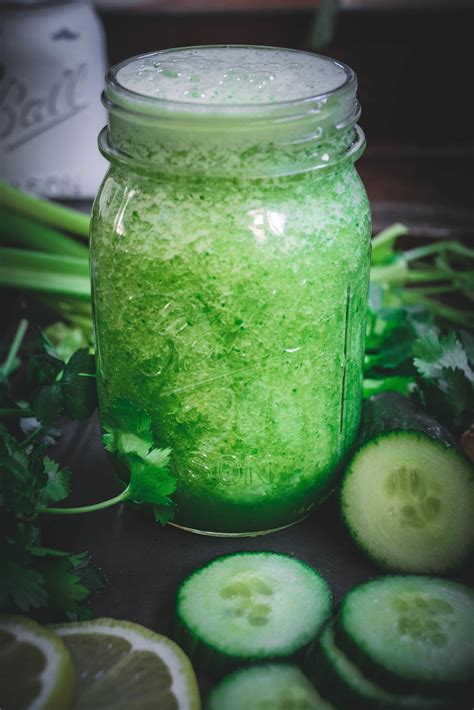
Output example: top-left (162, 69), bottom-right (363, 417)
top-left (42, 398), bottom-right (175, 523)
top-left (364, 223), bottom-right (474, 436)
top-left (0, 321), bottom-right (176, 618)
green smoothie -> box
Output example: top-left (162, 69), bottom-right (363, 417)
top-left (91, 46), bottom-right (371, 534)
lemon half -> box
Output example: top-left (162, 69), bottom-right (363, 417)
top-left (53, 617), bottom-right (200, 709)
top-left (0, 614), bottom-right (74, 710)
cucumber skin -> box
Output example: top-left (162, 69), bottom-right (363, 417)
top-left (333, 576), bottom-right (474, 700)
top-left (205, 664), bottom-right (334, 710)
top-left (357, 393), bottom-right (456, 450)
top-left (172, 552), bottom-right (332, 676)
top-left (340, 393), bottom-right (474, 573)
top-left (305, 625), bottom-right (459, 710)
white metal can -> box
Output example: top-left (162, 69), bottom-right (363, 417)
top-left (0, 0), bottom-right (108, 198)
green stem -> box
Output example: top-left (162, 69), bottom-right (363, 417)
top-left (0, 207), bottom-right (89, 258)
top-left (0, 181), bottom-right (90, 237)
top-left (18, 425), bottom-right (45, 450)
top-left (403, 270), bottom-right (453, 283)
top-left (2, 319), bottom-right (28, 376)
top-left (0, 407), bottom-right (34, 419)
top-left (370, 263), bottom-right (452, 285)
top-left (407, 284), bottom-right (462, 296)
top-left (401, 291), bottom-right (474, 327)
top-left (41, 489), bottom-right (128, 515)
top-left (0, 248), bottom-right (90, 299)
top-left (372, 223), bottom-right (408, 250)
top-left (404, 240), bottom-right (474, 262)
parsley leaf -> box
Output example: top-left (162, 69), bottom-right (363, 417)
top-left (0, 540), bottom-right (48, 611)
top-left (413, 329), bottom-right (473, 381)
top-left (0, 327), bottom-right (103, 620)
top-left (31, 345), bottom-right (97, 425)
top-left (412, 327), bottom-right (474, 433)
top-left (102, 397), bottom-right (155, 459)
top-left (38, 458), bottom-right (71, 507)
top-left (30, 382), bottom-right (63, 426)
top-left (127, 451), bottom-right (175, 505)
top-left (61, 348), bottom-right (96, 420)
top-left (102, 398), bottom-right (175, 521)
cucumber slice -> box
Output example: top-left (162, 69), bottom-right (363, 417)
top-left (206, 664), bottom-right (334, 710)
top-left (341, 393), bottom-right (474, 573)
top-left (306, 623), bottom-right (452, 709)
top-left (335, 576), bottom-right (474, 696)
top-left (173, 552), bottom-right (332, 674)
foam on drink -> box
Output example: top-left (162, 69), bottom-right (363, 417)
top-left (116, 46), bottom-right (347, 105)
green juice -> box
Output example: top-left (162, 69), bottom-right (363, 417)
top-left (91, 46), bottom-right (371, 534)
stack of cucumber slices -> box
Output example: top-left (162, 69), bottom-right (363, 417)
top-left (170, 553), bottom-right (473, 710)
top-left (306, 576), bottom-right (474, 709)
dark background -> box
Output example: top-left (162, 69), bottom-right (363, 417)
top-left (98, 1), bottom-right (474, 233)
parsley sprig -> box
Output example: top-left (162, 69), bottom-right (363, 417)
top-left (0, 321), bottom-right (176, 618)
top-left (42, 398), bottom-right (175, 524)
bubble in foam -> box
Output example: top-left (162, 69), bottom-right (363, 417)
top-left (116, 46), bottom-right (347, 106)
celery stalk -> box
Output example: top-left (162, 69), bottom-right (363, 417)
top-left (0, 207), bottom-right (89, 258)
top-left (0, 248), bottom-right (90, 299)
top-left (0, 181), bottom-right (90, 237)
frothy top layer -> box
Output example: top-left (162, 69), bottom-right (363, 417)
top-left (115, 46), bottom-right (347, 106)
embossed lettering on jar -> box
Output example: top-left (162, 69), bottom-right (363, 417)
top-left (91, 45), bottom-right (372, 535)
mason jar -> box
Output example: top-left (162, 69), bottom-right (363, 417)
top-left (91, 46), bottom-right (371, 536)
top-left (0, 0), bottom-right (107, 198)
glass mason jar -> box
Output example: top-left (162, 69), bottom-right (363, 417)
top-left (91, 46), bottom-right (371, 536)
top-left (0, 0), bottom-right (107, 198)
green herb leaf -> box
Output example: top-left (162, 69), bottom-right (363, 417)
top-left (103, 398), bottom-right (175, 519)
top-left (30, 382), bottom-right (63, 425)
top-left (61, 348), bottom-right (96, 420)
top-left (38, 458), bottom-right (71, 507)
top-left (0, 541), bottom-right (48, 611)
top-left (412, 327), bottom-right (474, 433)
top-left (30, 344), bottom-right (97, 424)
top-left (413, 329), bottom-right (474, 382)
top-left (103, 397), bottom-right (155, 460)
top-left (127, 450), bottom-right (174, 505)
top-left (153, 503), bottom-right (176, 526)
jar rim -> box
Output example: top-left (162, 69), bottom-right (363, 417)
top-left (106, 44), bottom-right (357, 118)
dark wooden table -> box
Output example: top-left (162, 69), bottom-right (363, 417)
top-left (41, 415), bottom-right (377, 695)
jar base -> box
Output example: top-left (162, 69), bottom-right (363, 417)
top-left (169, 515), bottom-right (308, 538)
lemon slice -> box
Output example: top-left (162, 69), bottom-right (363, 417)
top-left (52, 617), bottom-right (200, 709)
top-left (0, 614), bottom-right (74, 710)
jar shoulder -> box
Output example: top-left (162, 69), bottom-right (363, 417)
top-left (91, 164), bottom-right (371, 249)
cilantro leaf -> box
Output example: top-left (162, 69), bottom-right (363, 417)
top-left (0, 425), bottom-right (41, 517)
top-left (61, 348), bottom-right (96, 420)
top-left (127, 450), bottom-right (174, 505)
top-left (30, 382), bottom-right (63, 425)
top-left (413, 329), bottom-right (474, 382)
top-left (0, 541), bottom-right (48, 611)
top-left (30, 347), bottom-right (97, 424)
top-left (38, 458), bottom-right (71, 507)
top-left (27, 332), bottom-right (64, 391)
top-left (412, 327), bottom-right (474, 433)
top-left (39, 557), bottom-right (90, 612)
top-left (103, 398), bottom-right (176, 521)
top-left (103, 397), bottom-right (154, 459)
top-left (153, 503), bottom-right (176, 526)
top-left (460, 329), bottom-right (474, 366)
